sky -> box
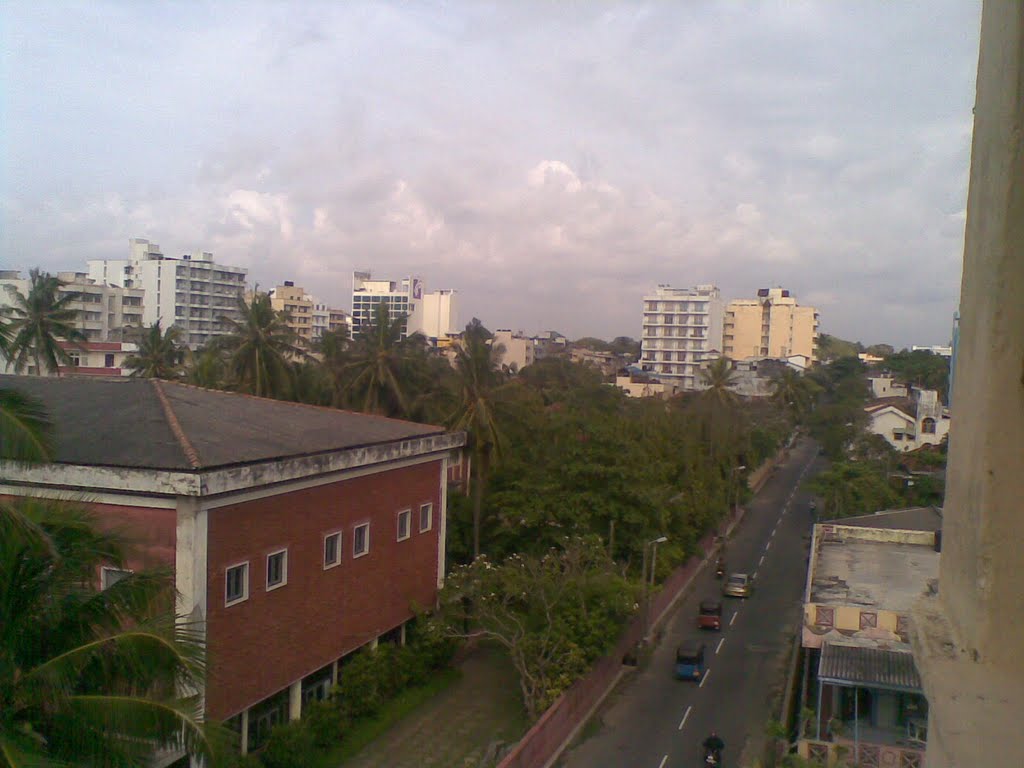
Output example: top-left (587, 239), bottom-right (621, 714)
top-left (1, 1), bottom-right (981, 348)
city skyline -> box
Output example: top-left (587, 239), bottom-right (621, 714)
top-left (1, 1), bottom-right (980, 347)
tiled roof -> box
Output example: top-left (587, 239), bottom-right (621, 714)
top-left (818, 642), bottom-right (923, 692)
top-left (0, 375), bottom-right (447, 470)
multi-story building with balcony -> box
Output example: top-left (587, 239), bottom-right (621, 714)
top-left (87, 238), bottom-right (248, 349)
top-left (268, 282), bottom-right (315, 344)
top-left (0, 269), bottom-right (146, 348)
top-left (639, 284), bottom-right (724, 390)
top-left (723, 287), bottom-right (819, 363)
top-left (351, 271), bottom-right (422, 339)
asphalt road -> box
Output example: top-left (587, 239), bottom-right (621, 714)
top-left (561, 438), bottom-right (824, 768)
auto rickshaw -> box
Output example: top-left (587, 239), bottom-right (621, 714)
top-left (674, 641), bottom-right (706, 681)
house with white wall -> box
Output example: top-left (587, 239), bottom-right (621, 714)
top-left (865, 388), bottom-right (950, 452)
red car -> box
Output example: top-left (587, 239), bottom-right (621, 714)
top-left (698, 599), bottom-right (723, 630)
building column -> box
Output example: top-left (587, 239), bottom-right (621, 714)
top-left (288, 681), bottom-right (302, 722)
top-left (400, 621), bottom-right (407, 646)
top-left (239, 710), bottom-right (249, 756)
top-left (331, 659), bottom-right (339, 688)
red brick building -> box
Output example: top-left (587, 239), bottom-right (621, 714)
top-left (0, 375), bottom-right (465, 753)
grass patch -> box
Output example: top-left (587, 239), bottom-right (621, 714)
top-left (313, 667), bottom-right (462, 767)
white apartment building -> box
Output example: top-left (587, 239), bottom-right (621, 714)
top-left (88, 238), bottom-right (248, 349)
top-left (420, 289), bottom-right (459, 341)
top-left (640, 284), bottom-right (725, 390)
top-left (723, 287), bottom-right (819, 363)
top-left (351, 271), bottom-right (423, 339)
top-left (492, 329), bottom-right (535, 372)
top-left (0, 269), bottom-right (145, 344)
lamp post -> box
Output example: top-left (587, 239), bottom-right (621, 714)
top-left (641, 536), bottom-right (668, 643)
top-left (731, 465), bottom-right (747, 515)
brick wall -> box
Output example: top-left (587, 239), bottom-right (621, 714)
top-left (204, 459), bottom-right (444, 719)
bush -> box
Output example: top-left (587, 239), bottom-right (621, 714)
top-left (301, 698), bottom-right (348, 750)
top-left (259, 720), bottom-right (317, 768)
top-left (338, 648), bottom-right (385, 720)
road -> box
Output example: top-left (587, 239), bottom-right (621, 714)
top-left (561, 438), bottom-right (823, 768)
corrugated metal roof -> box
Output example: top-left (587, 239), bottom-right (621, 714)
top-left (818, 642), bottom-right (923, 692)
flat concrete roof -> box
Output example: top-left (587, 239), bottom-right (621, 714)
top-left (810, 538), bottom-right (939, 613)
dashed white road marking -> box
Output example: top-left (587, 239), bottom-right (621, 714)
top-left (658, 755), bottom-right (669, 768)
top-left (699, 668), bottom-right (711, 688)
top-left (759, 554), bottom-right (765, 566)
top-left (753, 570), bottom-right (758, 579)
top-left (730, 611), bottom-right (739, 626)
top-left (765, 540), bottom-right (772, 551)
top-left (678, 705), bottom-right (692, 730)
top-left (715, 638), bottom-right (725, 655)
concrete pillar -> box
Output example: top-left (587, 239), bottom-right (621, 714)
top-left (400, 621), bottom-right (407, 646)
top-left (911, 3), bottom-right (1024, 767)
top-left (369, 637), bottom-right (379, 651)
top-left (331, 659), bottom-right (339, 687)
top-left (288, 681), bottom-right (302, 721)
top-left (239, 710), bottom-right (249, 756)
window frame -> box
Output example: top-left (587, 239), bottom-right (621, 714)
top-left (815, 606), bottom-right (835, 628)
top-left (397, 509), bottom-right (412, 542)
top-left (100, 566), bottom-right (133, 590)
top-left (225, 561), bottom-right (250, 606)
top-left (353, 522), bottom-right (370, 558)
top-left (419, 502), bottom-right (433, 533)
top-left (266, 549), bottom-right (288, 591)
top-left (323, 531), bottom-right (342, 570)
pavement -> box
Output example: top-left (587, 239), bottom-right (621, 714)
top-left (560, 438), bottom-right (824, 768)
top-left (342, 645), bottom-right (527, 768)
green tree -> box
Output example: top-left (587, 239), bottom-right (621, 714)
top-left (4, 268), bottom-right (87, 376)
top-left (806, 461), bottom-right (899, 518)
top-left (882, 349), bottom-right (951, 402)
top-left (0, 388), bottom-right (53, 462)
top-left (437, 537), bottom-right (638, 719)
top-left (0, 496), bottom-right (223, 766)
top-left (338, 302), bottom-right (430, 417)
top-left (770, 368), bottom-right (820, 422)
top-left (184, 345), bottom-right (227, 390)
top-left (449, 319), bottom-right (507, 558)
top-left (124, 321), bottom-right (183, 379)
top-left (214, 291), bottom-right (303, 398)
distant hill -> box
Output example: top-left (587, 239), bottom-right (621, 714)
top-left (817, 333), bottom-right (862, 361)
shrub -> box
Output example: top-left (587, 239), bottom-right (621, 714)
top-left (338, 648), bottom-right (384, 720)
top-left (259, 720), bottom-right (317, 768)
top-left (302, 697), bottom-right (348, 750)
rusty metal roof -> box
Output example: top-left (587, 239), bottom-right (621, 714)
top-left (818, 642), bottom-right (923, 692)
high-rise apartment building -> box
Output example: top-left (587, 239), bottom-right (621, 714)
top-left (268, 282), bottom-right (314, 343)
top-left (0, 269), bottom-right (145, 344)
top-left (420, 289), bottom-right (459, 340)
top-left (87, 238), bottom-right (248, 349)
top-left (640, 284), bottom-right (724, 390)
top-left (723, 287), bottom-right (819, 362)
top-left (351, 271), bottom-right (422, 339)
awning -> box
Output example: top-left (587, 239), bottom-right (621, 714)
top-left (818, 642), bottom-right (923, 693)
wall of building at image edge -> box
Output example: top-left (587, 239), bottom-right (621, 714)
top-left (203, 459), bottom-right (443, 720)
top-left (914, 2), bottom-right (1024, 766)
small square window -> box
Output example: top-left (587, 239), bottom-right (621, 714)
top-left (226, 562), bottom-right (249, 606)
top-left (101, 567), bottom-right (132, 590)
top-left (353, 523), bottom-right (370, 558)
top-left (397, 510), bottom-right (411, 541)
top-left (266, 550), bottom-right (287, 591)
top-left (419, 503), bottom-right (433, 533)
top-left (815, 606), bottom-right (834, 628)
top-left (324, 532), bottom-right (342, 569)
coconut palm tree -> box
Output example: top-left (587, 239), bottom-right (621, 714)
top-left (213, 291), bottom-right (304, 399)
top-left (770, 367), bottom-right (819, 422)
top-left (338, 302), bottom-right (430, 417)
top-left (699, 356), bottom-right (739, 408)
top-left (184, 345), bottom-right (227, 390)
top-left (0, 388), bottom-right (53, 462)
top-left (4, 268), bottom-right (88, 376)
top-left (0, 495), bottom-right (224, 766)
top-left (449, 319), bottom-right (507, 558)
top-left (124, 321), bottom-right (184, 379)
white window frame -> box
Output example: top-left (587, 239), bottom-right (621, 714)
top-left (323, 531), bottom-right (342, 570)
top-left (397, 509), bottom-right (412, 542)
top-left (225, 561), bottom-right (250, 606)
top-left (101, 566), bottom-right (133, 590)
top-left (266, 549), bottom-right (288, 591)
top-left (419, 502), bottom-right (433, 533)
top-left (353, 522), bottom-right (370, 558)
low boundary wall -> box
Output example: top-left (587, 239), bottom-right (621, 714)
top-left (496, 438), bottom-right (795, 768)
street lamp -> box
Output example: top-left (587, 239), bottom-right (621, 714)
top-left (731, 465), bottom-right (747, 515)
top-left (641, 536), bottom-right (668, 643)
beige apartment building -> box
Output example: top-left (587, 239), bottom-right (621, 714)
top-left (269, 282), bottom-right (315, 342)
top-left (723, 287), bottom-right (818, 362)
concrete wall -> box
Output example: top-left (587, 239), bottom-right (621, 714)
top-left (913, 4), bottom-right (1024, 766)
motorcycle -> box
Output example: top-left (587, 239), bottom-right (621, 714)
top-left (714, 558), bottom-right (726, 579)
top-left (703, 747), bottom-right (722, 765)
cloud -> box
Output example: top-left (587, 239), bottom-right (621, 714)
top-left (0, 0), bottom-right (981, 347)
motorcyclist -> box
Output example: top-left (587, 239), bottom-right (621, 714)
top-left (702, 731), bottom-right (725, 763)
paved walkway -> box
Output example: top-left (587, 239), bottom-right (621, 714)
top-left (344, 645), bottom-right (527, 768)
